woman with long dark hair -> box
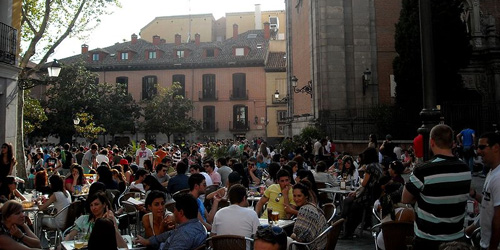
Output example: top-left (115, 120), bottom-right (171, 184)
top-left (341, 147), bottom-right (383, 239)
top-left (65, 192), bottom-right (127, 248)
top-left (38, 175), bottom-right (71, 235)
top-left (291, 180), bottom-right (327, 250)
top-left (65, 164), bottom-right (87, 194)
top-left (0, 143), bottom-right (16, 182)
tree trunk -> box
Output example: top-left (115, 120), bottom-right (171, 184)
top-left (16, 88), bottom-right (27, 179)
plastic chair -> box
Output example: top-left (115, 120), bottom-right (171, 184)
top-left (380, 221), bottom-right (414, 250)
top-left (322, 203), bottom-right (336, 224)
top-left (206, 235), bottom-right (254, 250)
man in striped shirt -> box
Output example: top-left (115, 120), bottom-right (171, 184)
top-left (402, 124), bottom-right (472, 250)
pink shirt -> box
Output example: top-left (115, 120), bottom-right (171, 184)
top-left (209, 171), bottom-right (221, 185)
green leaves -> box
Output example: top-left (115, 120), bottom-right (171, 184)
top-left (143, 83), bottom-right (201, 141)
top-left (39, 61), bottom-right (140, 144)
top-left (24, 90), bottom-right (48, 135)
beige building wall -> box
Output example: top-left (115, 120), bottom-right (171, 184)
top-left (140, 14), bottom-right (215, 43)
top-left (266, 72), bottom-right (287, 138)
top-left (226, 11), bottom-right (286, 39)
top-left (269, 40), bottom-right (286, 52)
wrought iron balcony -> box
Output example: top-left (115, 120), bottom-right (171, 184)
top-left (201, 121), bottom-right (218, 132)
top-left (230, 89), bottom-right (249, 100)
top-left (229, 121), bottom-right (249, 131)
top-left (0, 22), bottom-right (17, 66)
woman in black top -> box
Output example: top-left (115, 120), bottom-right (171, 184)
top-left (0, 143), bottom-right (16, 183)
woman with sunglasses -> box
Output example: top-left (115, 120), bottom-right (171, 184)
top-left (0, 200), bottom-right (41, 249)
top-left (291, 180), bottom-right (327, 250)
top-left (255, 169), bottom-right (295, 220)
top-left (65, 192), bottom-right (127, 248)
top-left (0, 143), bottom-right (16, 183)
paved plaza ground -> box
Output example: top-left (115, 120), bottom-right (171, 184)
top-left (335, 174), bottom-right (485, 250)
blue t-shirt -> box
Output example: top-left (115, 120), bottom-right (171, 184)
top-left (197, 198), bottom-right (206, 222)
top-left (460, 128), bottom-right (475, 147)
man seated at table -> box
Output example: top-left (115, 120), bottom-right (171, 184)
top-left (188, 173), bottom-right (219, 231)
top-left (136, 193), bottom-right (206, 250)
top-left (253, 225), bottom-right (288, 250)
top-left (152, 164), bottom-right (170, 187)
top-left (211, 184), bottom-right (260, 238)
top-left (166, 161), bottom-right (189, 194)
top-left (255, 169), bottom-right (295, 220)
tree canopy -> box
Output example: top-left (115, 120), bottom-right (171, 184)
top-left (40, 62), bottom-right (140, 144)
top-left (143, 83), bottom-right (201, 142)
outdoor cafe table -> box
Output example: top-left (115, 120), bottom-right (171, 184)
top-left (259, 218), bottom-right (295, 236)
top-left (61, 235), bottom-right (146, 250)
top-left (318, 186), bottom-right (353, 212)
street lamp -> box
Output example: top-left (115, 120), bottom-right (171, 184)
top-left (273, 90), bottom-right (288, 104)
top-left (291, 76), bottom-right (312, 96)
top-left (73, 117), bottom-right (80, 125)
top-left (362, 68), bottom-right (372, 95)
top-left (19, 59), bottom-right (62, 90)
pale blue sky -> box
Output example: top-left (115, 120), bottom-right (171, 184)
top-left (50, 0), bottom-right (285, 60)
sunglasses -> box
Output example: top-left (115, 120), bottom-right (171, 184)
top-left (257, 225), bottom-right (284, 235)
top-left (275, 192), bottom-right (283, 202)
top-left (477, 144), bottom-right (490, 150)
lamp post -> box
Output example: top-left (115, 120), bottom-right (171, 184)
top-left (418, 0), bottom-right (441, 161)
top-left (273, 90), bottom-right (288, 104)
top-left (290, 76), bottom-right (313, 97)
top-left (15, 59), bottom-right (62, 179)
top-left (18, 59), bottom-right (61, 89)
top-left (73, 116), bottom-right (80, 145)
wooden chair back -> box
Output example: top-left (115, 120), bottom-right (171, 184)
top-left (381, 221), bottom-right (414, 250)
top-left (326, 218), bottom-right (344, 250)
top-left (207, 235), bottom-right (251, 250)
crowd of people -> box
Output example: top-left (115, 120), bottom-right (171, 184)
top-left (0, 123), bottom-right (497, 250)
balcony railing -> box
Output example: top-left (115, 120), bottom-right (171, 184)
top-left (0, 22), bottom-right (17, 65)
top-left (229, 121), bottom-right (249, 131)
top-left (230, 90), bottom-right (248, 100)
top-left (199, 90), bottom-right (218, 101)
top-left (201, 122), bottom-right (218, 132)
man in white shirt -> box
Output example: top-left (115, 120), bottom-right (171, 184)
top-left (135, 139), bottom-right (153, 169)
top-left (468, 132), bottom-right (500, 250)
top-left (211, 184), bottom-right (260, 239)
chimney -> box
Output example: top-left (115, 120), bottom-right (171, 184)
top-left (264, 22), bottom-right (270, 40)
top-left (153, 35), bottom-right (161, 45)
top-left (255, 4), bottom-right (262, 30)
top-left (131, 34), bottom-right (138, 44)
top-left (233, 24), bottom-right (238, 39)
top-left (160, 39), bottom-right (166, 44)
top-left (175, 34), bottom-right (181, 45)
top-left (81, 44), bottom-right (89, 54)
top-left (195, 33), bottom-right (200, 46)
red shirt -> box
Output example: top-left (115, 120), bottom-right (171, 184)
top-left (413, 134), bottom-right (423, 158)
